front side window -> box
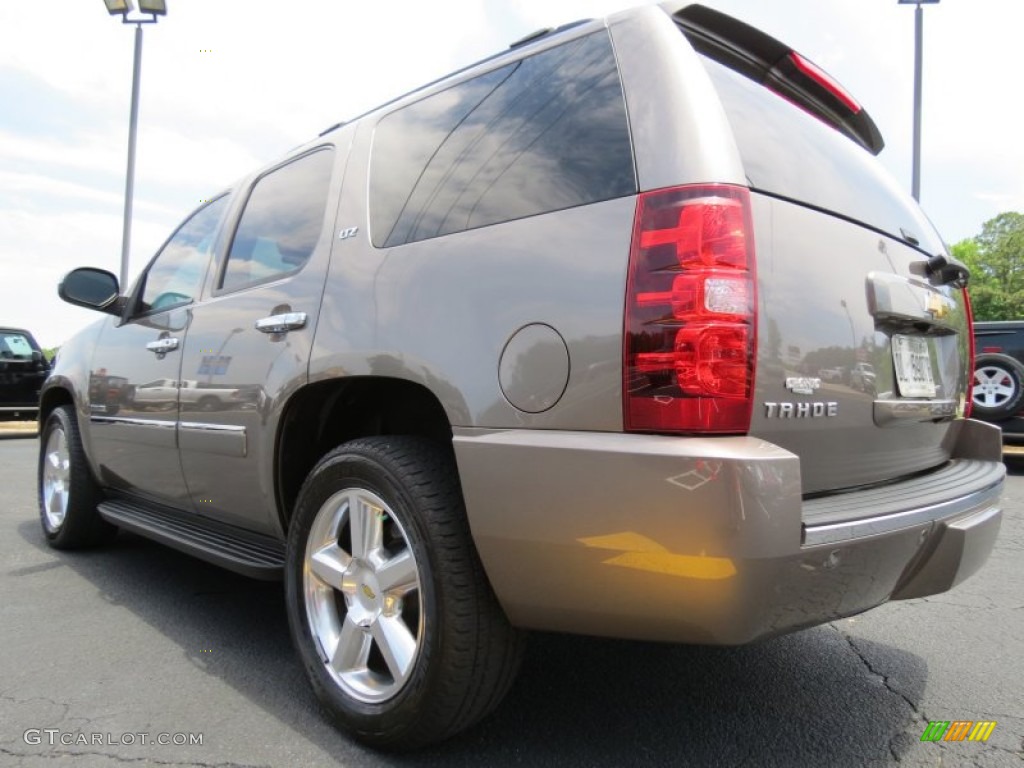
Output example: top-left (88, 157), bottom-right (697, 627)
top-left (0, 332), bottom-right (36, 360)
top-left (138, 196), bottom-right (229, 314)
top-left (369, 30), bottom-right (635, 247)
top-left (220, 149), bottom-right (334, 293)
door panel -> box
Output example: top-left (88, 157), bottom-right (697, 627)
top-left (86, 195), bottom-right (231, 507)
top-left (179, 145), bottom-right (345, 534)
top-left (88, 310), bottom-right (189, 505)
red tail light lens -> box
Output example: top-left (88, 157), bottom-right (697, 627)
top-left (963, 287), bottom-right (975, 419)
top-left (624, 185), bottom-right (757, 434)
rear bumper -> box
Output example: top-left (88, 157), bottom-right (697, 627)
top-left (453, 419), bottom-right (1004, 644)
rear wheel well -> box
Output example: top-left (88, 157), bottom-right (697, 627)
top-left (276, 378), bottom-right (453, 530)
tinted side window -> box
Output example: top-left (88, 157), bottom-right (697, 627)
top-left (139, 195), bottom-right (229, 314)
top-left (220, 149), bottom-right (334, 293)
top-left (702, 56), bottom-right (938, 246)
top-left (370, 30), bottom-right (635, 248)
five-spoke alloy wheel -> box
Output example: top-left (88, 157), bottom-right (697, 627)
top-left (37, 405), bottom-right (116, 548)
top-left (41, 424), bottom-right (71, 532)
top-left (304, 487), bottom-right (423, 703)
top-left (285, 436), bottom-right (523, 750)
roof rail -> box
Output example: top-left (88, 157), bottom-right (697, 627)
top-left (509, 19), bottom-right (593, 50)
top-left (318, 121), bottom-right (346, 137)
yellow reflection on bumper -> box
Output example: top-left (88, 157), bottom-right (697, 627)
top-left (578, 532), bottom-right (736, 579)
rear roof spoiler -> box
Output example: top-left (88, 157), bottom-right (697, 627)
top-left (668, 3), bottom-right (885, 155)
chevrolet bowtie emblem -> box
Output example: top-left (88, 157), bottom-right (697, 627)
top-left (361, 584), bottom-right (376, 600)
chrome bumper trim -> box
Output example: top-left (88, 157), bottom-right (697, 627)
top-left (803, 482), bottom-right (1003, 547)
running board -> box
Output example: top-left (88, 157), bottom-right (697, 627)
top-left (97, 499), bottom-right (286, 580)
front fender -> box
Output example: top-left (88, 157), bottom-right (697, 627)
top-left (39, 317), bottom-right (108, 474)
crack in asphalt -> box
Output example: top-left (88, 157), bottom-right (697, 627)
top-left (0, 746), bottom-right (270, 768)
top-left (834, 627), bottom-right (925, 718)
top-left (830, 625), bottom-right (929, 762)
top-left (0, 692), bottom-right (71, 724)
top-left (831, 628), bottom-right (1024, 763)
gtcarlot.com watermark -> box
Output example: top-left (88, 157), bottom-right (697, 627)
top-left (24, 729), bottom-right (203, 747)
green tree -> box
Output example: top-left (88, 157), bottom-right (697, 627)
top-left (956, 211), bottom-right (1024, 320)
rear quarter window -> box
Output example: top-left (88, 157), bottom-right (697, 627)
top-left (220, 149), bottom-right (334, 293)
top-left (369, 30), bottom-right (636, 248)
top-left (702, 56), bottom-right (937, 246)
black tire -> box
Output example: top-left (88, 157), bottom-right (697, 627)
top-left (37, 405), bottom-right (116, 549)
top-left (284, 436), bottom-right (524, 750)
top-left (972, 353), bottom-right (1024, 421)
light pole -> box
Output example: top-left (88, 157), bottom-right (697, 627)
top-left (898, 0), bottom-right (939, 202)
top-left (102, 0), bottom-right (168, 289)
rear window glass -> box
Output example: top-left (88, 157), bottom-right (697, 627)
top-left (369, 30), bottom-right (635, 248)
top-left (702, 56), bottom-right (937, 245)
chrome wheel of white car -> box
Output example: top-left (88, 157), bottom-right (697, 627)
top-left (304, 487), bottom-right (422, 703)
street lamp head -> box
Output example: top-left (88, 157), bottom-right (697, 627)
top-left (102, 0), bottom-right (134, 14)
top-left (897, 1), bottom-right (940, 5)
top-left (138, 0), bottom-right (167, 15)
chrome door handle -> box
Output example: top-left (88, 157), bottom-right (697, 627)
top-left (255, 312), bottom-right (307, 334)
top-left (145, 338), bottom-right (179, 353)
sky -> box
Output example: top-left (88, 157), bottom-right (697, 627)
top-left (1, 0), bottom-right (1022, 349)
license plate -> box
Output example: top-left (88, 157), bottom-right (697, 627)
top-left (892, 334), bottom-right (936, 398)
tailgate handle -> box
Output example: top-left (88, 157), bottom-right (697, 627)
top-left (866, 272), bottom-right (958, 333)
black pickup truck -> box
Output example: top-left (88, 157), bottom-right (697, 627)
top-left (973, 321), bottom-right (1024, 432)
top-left (0, 327), bottom-right (50, 421)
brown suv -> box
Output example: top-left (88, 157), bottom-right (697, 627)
top-left (39, 3), bottom-right (1003, 750)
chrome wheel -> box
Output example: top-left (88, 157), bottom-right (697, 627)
top-left (303, 487), bottom-right (422, 704)
top-left (973, 365), bottom-right (1017, 408)
top-left (41, 426), bottom-right (71, 531)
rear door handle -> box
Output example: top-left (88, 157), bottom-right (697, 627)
top-left (255, 312), bottom-right (307, 334)
top-left (145, 338), bottom-right (179, 353)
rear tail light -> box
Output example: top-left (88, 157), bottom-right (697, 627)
top-left (624, 184), bottom-right (757, 434)
top-left (963, 287), bottom-right (975, 419)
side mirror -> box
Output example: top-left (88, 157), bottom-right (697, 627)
top-left (58, 268), bottom-right (123, 315)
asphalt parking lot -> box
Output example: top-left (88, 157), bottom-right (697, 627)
top-left (1, 429), bottom-right (1021, 768)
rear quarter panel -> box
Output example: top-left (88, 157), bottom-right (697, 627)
top-left (310, 118), bottom-right (635, 431)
